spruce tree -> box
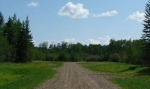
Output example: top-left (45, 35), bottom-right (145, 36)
top-left (16, 16), bottom-right (33, 63)
top-left (142, 0), bottom-right (150, 63)
top-left (25, 16), bottom-right (33, 62)
top-left (0, 12), bottom-right (4, 32)
top-left (16, 21), bottom-right (27, 62)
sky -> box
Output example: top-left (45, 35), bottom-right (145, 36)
top-left (0, 0), bottom-right (148, 46)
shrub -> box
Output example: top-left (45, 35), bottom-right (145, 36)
top-left (45, 55), bottom-right (56, 61)
top-left (69, 53), bottom-right (79, 62)
top-left (58, 53), bottom-right (67, 61)
top-left (109, 53), bottom-right (120, 62)
top-left (86, 55), bottom-right (100, 62)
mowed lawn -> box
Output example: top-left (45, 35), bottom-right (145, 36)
top-left (79, 62), bottom-right (150, 89)
top-left (0, 61), bottom-right (63, 89)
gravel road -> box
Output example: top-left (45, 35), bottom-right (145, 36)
top-left (36, 62), bottom-right (121, 89)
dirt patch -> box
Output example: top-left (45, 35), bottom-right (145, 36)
top-left (36, 62), bottom-right (121, 89)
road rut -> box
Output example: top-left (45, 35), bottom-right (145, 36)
top-left (36, 62), bottom-right (121, 89)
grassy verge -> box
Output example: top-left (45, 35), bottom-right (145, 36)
top-left (79, 62), bottom-right (150, 89)
top-left (0, 61), bottom-right (63, 89)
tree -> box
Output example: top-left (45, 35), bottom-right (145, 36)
top-left (3, 15), bottom-right (22, 62)
top-left (15, 16), bottom-right (33, 63)
top-left (16, 21), bottom-right (27, 63)
top-left (0, 12), bottom-right (4, 33)
top-left (142, 0), bottom-right (150, 64)
top-left (24, 16), bottom-right (34, 62)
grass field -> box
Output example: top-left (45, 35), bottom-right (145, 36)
top-left (0, 61), bottom-right (63, 89)
top-left (79, 62), bottom-right (150, 89)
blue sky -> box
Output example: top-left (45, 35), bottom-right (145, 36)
top-left (0, 0), bottom-right (148, 45)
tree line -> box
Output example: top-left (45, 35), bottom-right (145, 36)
top-left (36, 39), bottom-right (145, 64)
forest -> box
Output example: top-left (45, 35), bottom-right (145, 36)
top-left (0, 0), bottom-right (150, 65)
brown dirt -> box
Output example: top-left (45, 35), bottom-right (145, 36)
top-left (36, 62), bottom-right (121, 89)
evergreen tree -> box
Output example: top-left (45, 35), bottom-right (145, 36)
top-left (25, 16), bottom-right (33, 62)
top-left (16, 21), bottom-right (27, 62)
top-left (0, 12), bottom-right (10, 62)
top-left (0, 12), bottom-right (4, 33)
top-left (16, 16), bottom-right (33, 63)
top-left (142, 0), bottom-right (150, 63)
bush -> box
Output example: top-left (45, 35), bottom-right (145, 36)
top-left (69, 53), bottom-right (79, 62)
top-left (45, 55), bottom-right (56, 61)
top-left (58, 53), bottom-right (67, 61)
top-left (109, 53), bottom-right (120, 62)
top-left (86, 55), bottom-right (100, 62)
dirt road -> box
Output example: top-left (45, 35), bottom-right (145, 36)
top-left (36, 62), bottom-right (121, 89)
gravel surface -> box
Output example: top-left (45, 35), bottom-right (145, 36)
top-left (36, 62), bottom-right (121, 89)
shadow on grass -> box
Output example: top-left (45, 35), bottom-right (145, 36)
top-left (137, 67), bottom-right (150, 75)
top-left (119, 66), bottom-right (138, 72)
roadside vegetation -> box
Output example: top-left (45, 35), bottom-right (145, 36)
top-left (80, 62), bottom-right (150, 89)
top-left (0, 61), bottom-right (63, 89)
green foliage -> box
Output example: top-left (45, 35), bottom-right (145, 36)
top-left (36, 39), bottom-right (145, 65)
top-left (0, 61), bottom-right (63, 89)
top-left (86, 55), bottom-right (100, 62)
top-left (15, 17), bottom-right (33, 63)
top-left (69, 53), bottom-right (79, 62)
top-left (0, 35), bottom-right (11, 62)
top-left (45, 54), bottom-right (56, 61)
top-left (109, 53), bottom-right (120, 62)
top-left (0, 12), bottom-right (34, 63)
top-left (58, 53), bottom-right (67, 61)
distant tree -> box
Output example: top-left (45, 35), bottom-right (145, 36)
top-left (39, 41), bottom-right (49, 53)
top-left (142, 0), bottom-right (150, 64)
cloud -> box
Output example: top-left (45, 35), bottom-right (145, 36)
top-left (47, 40), bottom-right (55, 44)
top-left (28, 2), bottom-right (39, 7)
top-left (99, 36), bottom-right (111, 45)
top-left (58, 2), bottom-right (90, 18)
top-left (63, 38), bottom-right (76, 43)
top-left (126, 36), bottom-right (131, 40)
top-left (32, 40), bottom-right (38, 47)
top-left (92, 10), bottom-right (118, 17)
top-left (85, 39), bottom-right (101, 45)
top-left (128, 11), bottom-right (145, 22)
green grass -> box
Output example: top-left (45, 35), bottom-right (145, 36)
top-left (111, 75), bottom-right (150, 89)
top-left (0, 61), bottom-right (63, 89)
top-left (79, 62), bottom-right (150, 89)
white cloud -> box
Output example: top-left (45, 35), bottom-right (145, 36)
top-left (28, 2), bottom-right (39, 7)
top-left (47, 40), bottom-right (55, 44)
top-left (85, 39), bottom-right (101, 45)
top-left (63, 38), bottom-right (76, 43)
top-left (92, 10), bottom-right (118, 17)
top-left (126, 36), bottom-right (131, 40)
top-left (58, 2), bottom-right (90, 18)
top-left (32, 40), bottom-right (38, 47)
top-left (128, 11), bottom-right (145, 22)
top-left (99, 36), bottom-right (111, 45)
